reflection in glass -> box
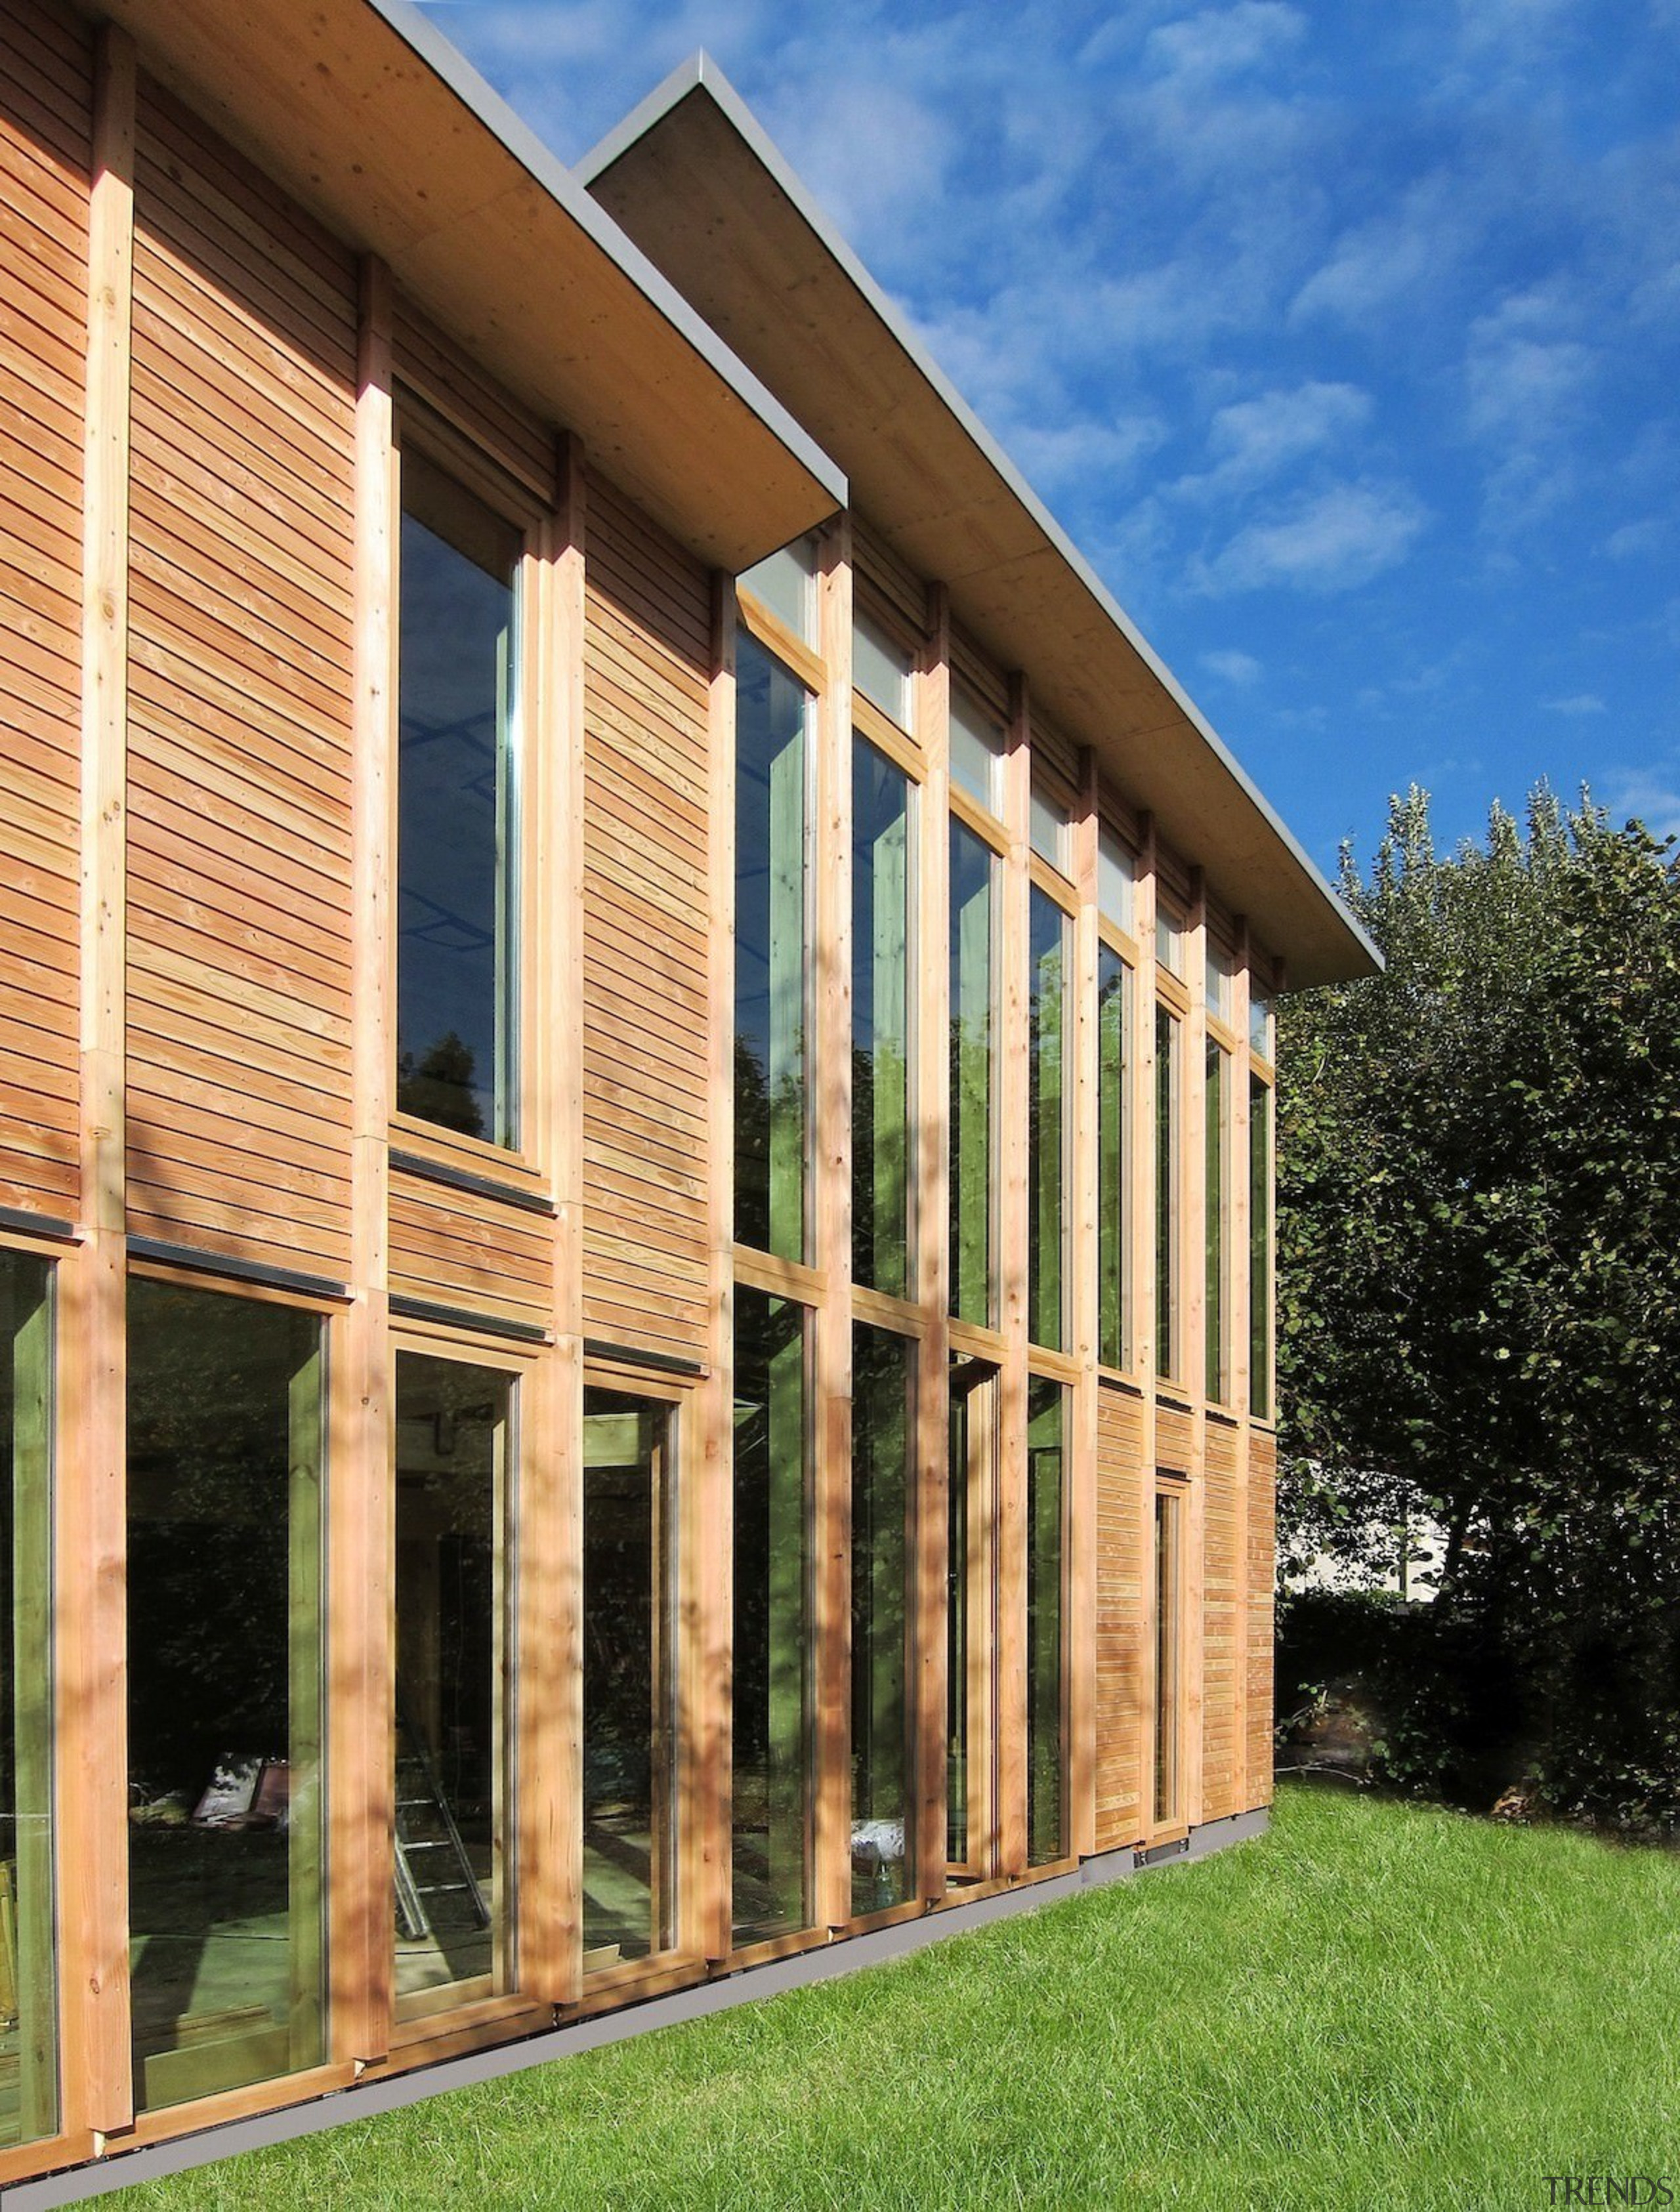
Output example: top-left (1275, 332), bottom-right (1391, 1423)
top-left (393, 1355), bottom-right (513, 2014)
top-left (739, 535), bottom-right (818, 645)
top-left (850, 1327), bottom-right (912, 1916)
top-left (1155, 1488), bottom-right (1182, 1827)
top-left (736, 632), bottom-right (810, 1259)
top-left (1155, 1004), bottom-right (1181, 1381)
top-left (853, 608), bottom-right (914, 730)
top-left (947, 1357), bottom-right (996, 1875)
top-left (397, 449), bottom-right (521, 1144)
top-left (1251, 1077), bottom-right (1273, 1420)
top-left (583, 1390), bottom-right (673, 1969)
top-left (127, 1282), bottom-right (324, 2111)
top-left (852, 737), bottom-right (913, 1296)
top-left (1097, 826), bottom-right (1135, 934)
top-left (732, 1291), bottom-right (810, 1943)
top-left (1206, 1040), bottom-right (1230, 1402)
top-left (1097, 947), bottom-right (1130, 1371)
top-left (0, 1253), bottom-right (53, 2147)
top-left (949, 820), bottom-right (995, 1325)
top-left (1250, 988), bottom-right (1274, 1060)
top-left (1026, 1379), bottom-right (1066, 1866)
top-left (1028, 785), bottom-right (1069, 873)
top-left (949, 688), bottom-right (1003, 814)
top-left (1156, 903), bottom-right (1184, 978)
top-left (1028, 889), bottom-right (1068, 1350)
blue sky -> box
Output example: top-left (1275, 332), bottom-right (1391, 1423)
top-left (420, 0), bottom-right (1680, 877)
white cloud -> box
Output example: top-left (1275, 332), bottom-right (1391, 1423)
top-left (1604, 766), bottom-right (1680, 842)
top-left (1175, 380), bottom-right (1372, 500)
top-left (1601, 518), bottom-right (1668, 560)
top-left (1009, 414), bottom-right (1168, 493)
top-left (1144, 2), bottom-right (1306, 81)
top-left (1202, 647), bottom-right (1263, 684)
top-left (1194, 480), bottom-right (1429, 593)
top-left (1540, 692), bottom-right (1606, 715)
top-left (1291, 174), bottom-right (1469, 327)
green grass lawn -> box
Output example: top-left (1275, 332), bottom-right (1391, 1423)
top-left (112, 1785), bottom-right (1680, 2211)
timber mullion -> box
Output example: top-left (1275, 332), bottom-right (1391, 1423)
top-left (1184, 869), bottom-right (1208, 1835)
top-left (1136, 816), bottom-right (1162, 1845)
top-left (1067, 752), bottom-right (1100, 1862)
top-left (812, 514), bottom-right (852, 1931)
top-left (59, 20), bottom-right (135, 2140)
top-left (994, 671), bottom-right (1030, 1880)
top-left (1231, 920), bottom-right (1253, 1810)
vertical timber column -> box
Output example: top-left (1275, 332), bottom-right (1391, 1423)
top-left (1183, 870), bottom-right (1208, 1833)
top-left (1135, 817), bottom-right (1160, 1840)
top-left (525, 436), bottom-right (586, 2005)
top-left (335, 254), bottom-right (396, 2064)
top-left (60, 22), bottom-right (135, 2137)
top-left (1230, 921), bottom-right (1253, 1810)
top-left (913, 585), bottom-right (951, 1902)
top-left (692, 577), bottom-right (736, 1963)
top-left (994, 674), bottom-right (1031, 1878)
top-left (1066, 753), bottom-right (1101, 1862)
top-left (812, 518), bottom-right (853, 1930)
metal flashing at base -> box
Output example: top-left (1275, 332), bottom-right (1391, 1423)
top-left (6, 1808), bottom-right (1268, 2209)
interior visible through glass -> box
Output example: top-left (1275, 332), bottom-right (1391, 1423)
top-left (852, 735), bottom-right (913, 1296)
top-left (850, 1326), bottom-right (912, 1916)
top-left (1026, 1379), bottom-right (1066, 1866)
top-left (126, 1280), bottom-right (324, 2112)
top-left (949, 819), bottom-right (995, 1325)
top-left (1028, 888), bottom-right (1068, 1350)
top-left (1155, 1004), bottom-right (1180, 1381)
top-left (1251, 1077), bottom-right (1273, 1420)
top-left (583, 1388), bottom-right (674, 1970)
top-left (947, 1356), bottom-right (996, 1878)
top-left (396, 448), bottom-right (521, 1146)
top-left (393, 1354), bottom-right (513, 2014)
top-left (1097, 946), bottom-right (1129, 1371)
top-left (0, 1251), bottom-right (54, 2148)
top-left (732, 1290), bottom-right (810, 1943)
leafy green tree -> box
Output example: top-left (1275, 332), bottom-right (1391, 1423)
top-left (1276, 785), bottom-right (1680, 1826)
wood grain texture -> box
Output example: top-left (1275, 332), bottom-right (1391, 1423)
top-left (1094, 1383), bottom-right (1146, 1850)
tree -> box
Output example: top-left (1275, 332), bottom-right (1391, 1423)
top-left (1276, 785), bottom-right (1680, 1826)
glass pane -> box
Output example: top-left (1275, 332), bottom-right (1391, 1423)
top-left (127, 1282), bottom-right (324, 2111)
top-left (1097, 947), bottom-right (1129, 1371)
top-left (1097, 827), bottom-right (1135, 934)
top-left (735, 632), bottom-right (810, 1260)
top-left (853, 608), bottom-right (915, 730)
top-left (852, 737), bottom-right (913, 1296)
top-left (583, 1390), bottom-right (674, 1970)
top-left (1028, 785), bottom-right (1070, 873)
top-left (1206, 1041), bottom-right (1230, 1402)
top-left (949, 687), bottom-right (1003, 814)
top-left (1154, 1490), bottom-right (1181, 1826)
top-left (1155, 1005), bottom-right (1180, 1381)
top-left (948, 1356), bottom-right (996, 1875)
top-left (394, 1354), bottom-right (513, 2013)
top-left (1250, 987), bottom-right (1274, 1060)
top-left (1028, 890), bottom-right (1068, 1350)
top-left (0, 1252), bottom-right (54, 2148)
top-left (732, 1290), bottom-right (810, 1944)
top-left (850, 1326), bottom-right (913, 1916)
top-left (1251, 1077), bottom-right (1273, 1421)
top-left (1026, 1380), bottom-right (1065, 1867)
top-left (739, 535), bottom-right (818, 646)
top-left (397, 449), bottom-right (521, 1146)
top-left (1206, 942), bottom-right (1234, 1024)
top-left (950, 820), bottom-right (996, 1325)
top-left (1155, 902), bottom-right (1184, 979)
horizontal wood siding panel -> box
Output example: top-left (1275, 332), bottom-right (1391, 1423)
top-left (388, 1177), bottom-right (554, 1331)
top-left (1154, 1402), bottom-right (1192, 1472)
top-left (582, 473), bottom-right (711, 1364)
top-left (1248, 1431), bottom-right (1277, 1808)
top-left (1202, 1423), bottom-right (1240, 1822)
top-left (126, 76), bottom-right (356, 1275)
top-left (1095, 1383), bottom-right (1145, 1852)
top-left (0, 0), bottom-right (87, 1217)
top-left (393, 292), bottom-right (553, 506)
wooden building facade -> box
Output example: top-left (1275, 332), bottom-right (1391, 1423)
top-left (0, 0), bottom-right (1377, 2190)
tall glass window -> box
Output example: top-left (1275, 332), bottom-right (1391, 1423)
top-left (947, 1356), bottom-right (997, 1877)
top-left (0, 1253), bottom-right (53, 2147)
top-left (1206, 1041), bottom-right (1230, 1403)
top-left (393, 1354), bottom-right (514, 2015)
top-left (1028, 889), bottom-right (1069, 1350)
top-left (127, 1281), bottom-right (325, 2110)
top-left (1251, 1077), bottom-right (1273, 1420)
top-left (850, 1326), bottom-right (913, 1917)
top-left (950, 820), bottom-right (996, 1325)
top-left (732, 1290), bottom-right (810, 1944)
top-left (852, 737), bottom-right (914, 1297)
top-left (582, 1389), bottom-right (674, 1969)
top-left (397, 449), bottom-right (521, 1145)
top-left (1155, 1005), bottom-right (1181, 1381)
top-left (736, 631), bottom-right (811, 1261)
top-left (1097, 947), bottom-right (1130, 1371)
top-left (1026, 1380), bottom-right (1066, 1866)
